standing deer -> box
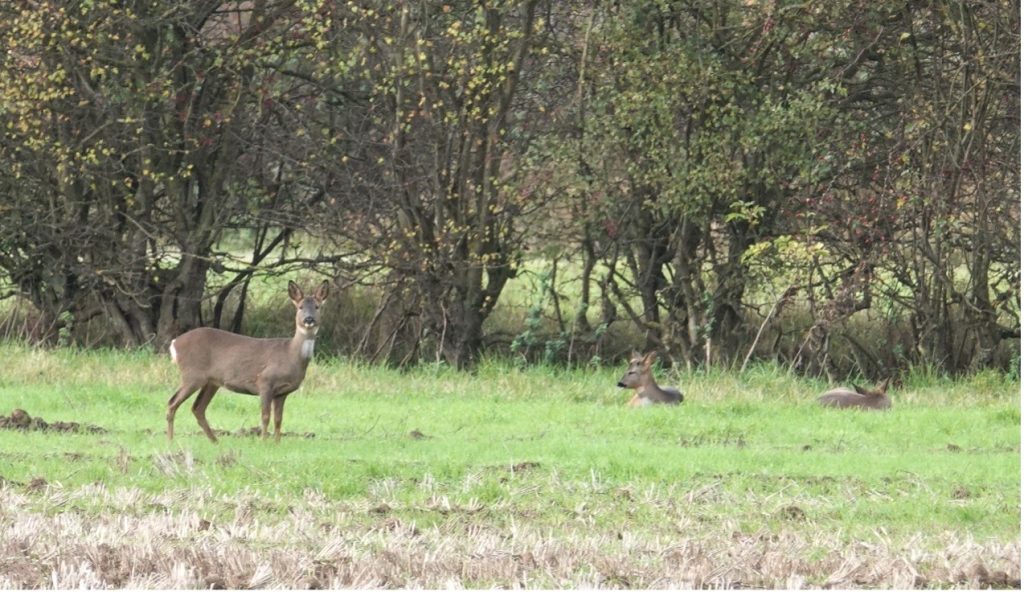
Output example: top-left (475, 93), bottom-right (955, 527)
top-left (817, 377), bottom-right (892, 410)
top-left (166, 280), bottom-right (330, 443)
top-left (617, 351), bottom-right (683, 407)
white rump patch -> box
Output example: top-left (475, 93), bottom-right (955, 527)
top-left (301, 340), bottom-right (315, 360)
top-left (169, 340), bottom-right (178, 363)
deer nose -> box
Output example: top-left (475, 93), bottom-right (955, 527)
top-left (617, 381), bottom-right (626, 388)
top-left (303, 316), bottom-right (316, 326)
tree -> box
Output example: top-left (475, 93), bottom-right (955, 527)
top-left (795, 0), bottom-right (1020, 374)
top-left (296, 0), bottom-right (551, 367)
top-left (0, 1), bottom-right (317, 347)
top-left (562, 1), bottom-right (842, 367)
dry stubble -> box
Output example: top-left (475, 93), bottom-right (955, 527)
top-left (0, 482), bottom-right (1018, 589)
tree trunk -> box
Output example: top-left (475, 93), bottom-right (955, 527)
top-left (797, 260), bottom-right (874, 378)
top-left (154, 254), bottom-right (211, 349)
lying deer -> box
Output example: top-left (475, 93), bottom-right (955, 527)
top-left (617, 351), bottom-right (683, 407)
top-left (166, 280), bottom-right (330, 443)
top-left (817, 377), bottom-right (892, 410)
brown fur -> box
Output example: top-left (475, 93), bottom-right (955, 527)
top-left (817, 378), bottom-right (892, 410)
top-left (617, 351), bottom-right (683, 407)
top-left (166, 280), bottom-right (330, 442)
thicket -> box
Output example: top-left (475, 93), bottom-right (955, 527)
top-left (0, 1), bottom-right (1018, 377)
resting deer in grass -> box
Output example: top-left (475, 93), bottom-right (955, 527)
top-left (617, 351), bottom-right (683, 407)
top-left (166, 280), bottom-right (330, 443)
top-left (817, 377), bottom-right (892, 411)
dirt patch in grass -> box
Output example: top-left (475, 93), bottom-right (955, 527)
top-left (678, 433), bottom-right (747, 448)
top-left (0, 409), bottom-right (106, 434)
top-left (218, 426), bottom-right (317, 439)
top-left (510, 461), bottom-right (541, 473)
top-left (779, 505), bottom-right (807, 521)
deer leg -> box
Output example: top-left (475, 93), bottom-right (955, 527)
top-left (166, 381), bottom-right (202, 442)
top-left (271, 395), bottom-right (288, 443)
top-left (259, 392), bottom-right (273, 440)
top-left (191, 385), bottom-right (220, 443)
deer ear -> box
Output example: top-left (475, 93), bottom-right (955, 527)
top-left (642, 351), bottom-right (657, 367)
top-left (853, 384), bottom-right (868, 396)
top-left (288, 281), bottom-right (303, 304)
top-left (877, 377), bottom-right (891, 394)
top-left (315, 280), bottom-right (330, 304)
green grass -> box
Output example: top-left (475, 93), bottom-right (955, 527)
top-left (0, 345), bottom-right (1018, 587)
top-left (0, 344), bottom-right (1017, 542)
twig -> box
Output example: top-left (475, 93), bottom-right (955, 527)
top-left (741, 285), bottom-right (797, 373)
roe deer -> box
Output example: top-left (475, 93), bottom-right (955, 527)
top-left (617, 351), bottom-right (683, 407)
top-left (817, 377), bottom-right (892, 410)
top-left (166, 280), bottom-right (330, 443)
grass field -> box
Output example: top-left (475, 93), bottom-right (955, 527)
top-left (0, 344), bottom-right (1019, 588)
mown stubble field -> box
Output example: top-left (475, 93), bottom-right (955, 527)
top-left (0, 346), bottom-right (1019, 588)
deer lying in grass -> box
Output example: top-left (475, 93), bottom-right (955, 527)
top-left (166, 280), bottom-right (330, 443)
top-left (617, 351), bottom-right (683, 407)
top-left (817, 378), bottom-right (892, 410)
